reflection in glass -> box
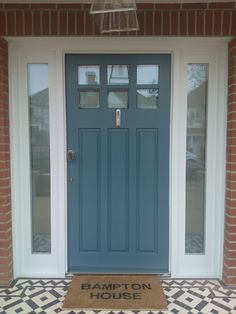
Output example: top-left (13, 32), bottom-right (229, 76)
top-left (107, 65), bottom-right (129, 85)
top-left (137, 89), bottom-right (158, 109)
top-left (78, 65), bottom-right (100, 85)
top-left (78, 90), bottom-right (100, 108)
top-left (137, 65), bottom-right (159, 85)
top-left (185, 64), bottom-right (208, 254)
top-left (108, 90), bottom-right (128, 108)
top-left (28, 64), bottom-right (51, 253)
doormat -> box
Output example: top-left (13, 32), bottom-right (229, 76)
top-left (63, 274), bottom-right (167, 311)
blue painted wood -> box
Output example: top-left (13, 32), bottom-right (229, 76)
top-left (78, 129), bottom-right (101, 252)
top-left (137, 129), bottom-right (158, 253)
top-left (108, 129), bottom-right (129, 252)
top-left (66, 54), bottom-right (171, 272)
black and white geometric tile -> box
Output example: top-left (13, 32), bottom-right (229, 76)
top-left (0, 278), bottom-right (235, 314)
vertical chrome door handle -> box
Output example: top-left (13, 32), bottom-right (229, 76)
top-left (116, 109), bottom-right (121, 128)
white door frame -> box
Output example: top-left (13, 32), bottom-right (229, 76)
top-left (8, 37), bottom-right (228, 278)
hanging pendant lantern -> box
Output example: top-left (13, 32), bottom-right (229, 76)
top-left (90, 0), bottom-right (139, 34)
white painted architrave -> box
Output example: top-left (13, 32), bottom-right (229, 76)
top-left (9, 48), bottom-right (66, 277)
top-left (8, 37), bottom-right (227, 278)
top-left (171, 47), bottom-right (228, 278)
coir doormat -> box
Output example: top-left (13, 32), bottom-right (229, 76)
top-left (63, 274), bottom-right (167, 311)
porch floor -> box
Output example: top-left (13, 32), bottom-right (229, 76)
top-left (0, 278), bottom-right (235, 314)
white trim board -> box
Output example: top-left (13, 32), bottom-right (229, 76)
top-left (9, 37), bottom-right (228, 278)
top-left (9, 50), bottom-right (66, 277)
top-left (170, 49), bottom-right (227, 278)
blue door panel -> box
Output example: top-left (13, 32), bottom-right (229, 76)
top-left (108, 129), bottom-right (129, 252)
top-left (78, 129), bottom-right (101, 252)
top-left (66, 54), bottom-right (171, 273)
top-left (137, 129), bottom-right (158, 253)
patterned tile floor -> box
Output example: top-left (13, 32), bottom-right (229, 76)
top-left (0, 278), bottom-right (236, 314)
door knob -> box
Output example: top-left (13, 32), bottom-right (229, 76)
top-left (67, 150), bottom-right (77, 161)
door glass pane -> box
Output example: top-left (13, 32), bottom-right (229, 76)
top-left (107, 65), bottom-right (129, 85)
top-left (137, 65), bottom-right (159, 85)
top-left (78, 90), bottom-right (100, 109)
top-left (185, 64), bottom-right (208, 254)
top-left (137, 89), bottom-right (158, 109)
top-left (78, 65), bottom-right (100, 85)
top-left (108, 90), bottom-right (128, 108)
top-left (28, 64), bottom-right (51, 253)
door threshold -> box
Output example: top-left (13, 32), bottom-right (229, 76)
top-left (65, 272), bottom-right (171, 278)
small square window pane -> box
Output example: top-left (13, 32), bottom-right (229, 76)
top-left (78, 90), bottom-right (100, 108)
top-left (108, 90), bottom-right (128, 108)
top-left (137, 89), bottom-right (158, 109)
top-left (107, 65), bottom-right (129, 85)
top-left (78, 66), bottom-right (100, 85)
top-left (137, 65), bottom-right (159, 85)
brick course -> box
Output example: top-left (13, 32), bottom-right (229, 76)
top-left (224, 37), bottom-right (236, 286)
top-left (0, 2), bottom-right (235, 36)
top-left (0, 38), bottom-right (12, 287)
top-left (0, 2), bottom-right (236, 286)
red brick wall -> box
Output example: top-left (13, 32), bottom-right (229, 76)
top-left (0, 38), bottom-right (13, 286)
top-left (0, 2), bottom-right (235, 36)
top-left (0, 2), bottom-right (236, 286)
top-left (224, 38), bottom-right (236, 286)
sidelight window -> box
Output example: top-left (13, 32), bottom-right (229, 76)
top-left (28, 64), bottom-right (51, 253)
top-left (185, 64), bottom-right (208, 254)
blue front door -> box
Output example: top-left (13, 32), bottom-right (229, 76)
top-left (66, 54), bottom-right (171, 272)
